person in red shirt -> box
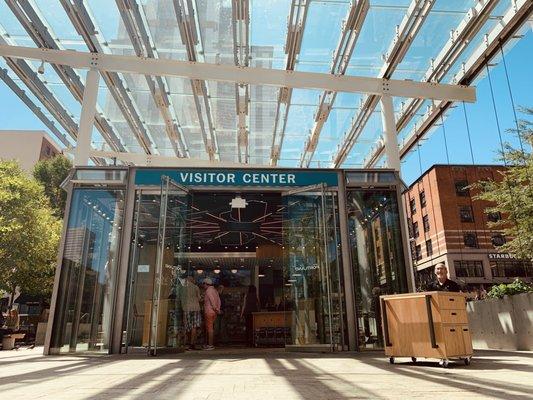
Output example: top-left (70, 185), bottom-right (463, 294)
top-left (202, 278), bottom-right (220, 350)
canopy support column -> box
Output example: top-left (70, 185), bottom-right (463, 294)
top-left (74, 68), bottom-right (100, 166)
top-left (380, 95), bottom-right (400, 171)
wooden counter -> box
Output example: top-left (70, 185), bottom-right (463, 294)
top-left (380, 291), bottom-right (473, 366)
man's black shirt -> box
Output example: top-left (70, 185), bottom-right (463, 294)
top-left (427, 279), bottom-right (461, 292)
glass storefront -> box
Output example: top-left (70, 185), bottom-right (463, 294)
top-left (46, 167), bottom-right (410, 355)
top-left (346, 188), bottom-right (407, 350)
top-left (49, 188), bottom-right (125, 353)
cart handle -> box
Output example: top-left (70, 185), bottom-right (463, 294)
top-left (425, 295), bottom-right (439, 349)
top-left (381, 298), bottom-right (392, 347)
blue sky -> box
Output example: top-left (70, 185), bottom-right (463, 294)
top-left (0, 2), bottom-right (531, 185)
top-left (400, 31), bottom-right (533, 184)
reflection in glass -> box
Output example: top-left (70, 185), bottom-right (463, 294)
top-left (50, 189), bottom-right (125, 353)
top-left (346, 189), bottom-right (407, 350)
top-left (282, 189), bottom-right (345, 348)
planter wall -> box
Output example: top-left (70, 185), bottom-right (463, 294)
top-left (466, 292), bottom-right (533, 351)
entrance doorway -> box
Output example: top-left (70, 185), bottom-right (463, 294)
top-left (123, 176), bottom-right (345, 355)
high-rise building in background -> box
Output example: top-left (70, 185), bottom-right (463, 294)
top-left (104, 0), bottom-right (275, 163)
top-left (403, 164), bottom-right (532, 290)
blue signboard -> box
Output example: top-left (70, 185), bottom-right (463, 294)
top-left (134, 168), bottom-right (339, 187)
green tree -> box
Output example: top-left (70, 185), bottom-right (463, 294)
top-left (473, 108), bottom-right (533, 261)
top-left (0, 160), bottom-right (61, 305)
top-left (33, 154), bottom-right (72, 218)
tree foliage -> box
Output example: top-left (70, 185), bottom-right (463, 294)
top-left (0, 160), bottom-right (61, 301)
top-left (473, 108), bottom-right (533, 261)
top-left (33, 154), bottom-right (72, 218)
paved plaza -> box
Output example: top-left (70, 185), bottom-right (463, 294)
top-left (0, 347), bottom-right (531, 399)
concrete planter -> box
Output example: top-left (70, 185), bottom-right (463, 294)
top-left (466, 292), bottom-right (533, 351)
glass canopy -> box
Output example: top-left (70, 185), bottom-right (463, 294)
top-left (0, 0), bottom-right (527, 167)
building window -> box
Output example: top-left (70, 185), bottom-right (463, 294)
top-left (426, 239), bottom-right (433, 257)
top-left (419, 190), bottom-right (426, 208)
top-left (459, 206), bottom-right (474, 223)
top-left (491, 259), bottom-right (532, 278)
top-left (412, 221), bottom-right (419, 238)
top-left (463, 232), bottom-right (478, 248)
top-left (455, 180), bottom-right (470, 196)
top-left (491, 233), bottom-right (506, 247)
top-left (422, 214), bottom-right (430, 232)
top-left (454, 260), bottom-right (484, 277)
top-left (415, 244), bottom-right (422, 261)
top-left (407, 218), bottom-right (413, 238)
top-left (409, 198), bottom-right (416, 215)
top-left (487, 211), bottom-right (501, 222)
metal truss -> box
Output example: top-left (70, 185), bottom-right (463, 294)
top-left (173, 0), bottom-right (218, 161)
top-left (60, 0), bottom-right (157, 155)
top-left (331, 0), bottom-right (435, 168)
top-left (0, 45), bottom-right (475, 101)
top-left (270, 0), bottom-right (310, 166)
top-left (364, 0), bottom-right (502, 167)
top-left (5, 0), bottom-right (125, 153)
top-left (371, 0), bottom-right (533, 165)
top-left (115, 0), bottom-right (189, 157)
top-left (0, 68), bottom-right (70, 147)
top-left (0, 24), bottom-right (104, 165)
top-left (231, 0), bottom-right (250, 163)
top-left (299, 0), bottom-right (368, 167)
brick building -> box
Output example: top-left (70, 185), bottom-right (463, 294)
top-left (403, 164), bottom-right (532, 290)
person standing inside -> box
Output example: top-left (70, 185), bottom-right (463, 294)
top-left (427, 262), bottom-right (461, 292)
top-left (180, 275), bottom-right (202, 350)
top-left (240, 285), bottom-right (259, 347)
top-left (202, 278), bottom-right (220, 350)
top-left (214, 284), bottom-right (227, 345)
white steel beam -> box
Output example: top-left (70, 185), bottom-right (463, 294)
top-left (364, 0), bottom-right (502, 167)
top-left (61, 0), bottom-right (157, 155)
top-left (0, 23), bottom-right (103, 165)
top-left (81, 149), bottom-right (276, 169)
top-left (270, 0), bottom-right (310, 165)
top-left (173, 0), bottom-right (219, 161)
top-left (74, 69), bottom-right (99, 165)
top-left (5, 0), bottom-right (124, 152)
top-left (380, 95), bottom-right (400, 170)
top-left (330, 0), bottom-right (436, 168)
top-left (396, 0), bottom-right (533, 161)
top-left (232, 0), bottom-right (250, 163)
top-left (299, 0), bottom-right (369, 167)
top-left (0, 45), bottom-right (476, 101)
top-left (115, 0), bottom-right (189, 157)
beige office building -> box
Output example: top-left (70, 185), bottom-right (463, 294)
top-left (0, 130), bottom-right (62, 172)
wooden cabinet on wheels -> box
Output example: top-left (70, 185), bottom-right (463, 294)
top-left (380, 291), bottom-right (473, 368)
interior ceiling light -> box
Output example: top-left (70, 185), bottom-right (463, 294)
top-left (258, 274), bottom-right (265, 278)
top-left (214, 269), bottom-right (220, 274)
top-left (231, 269), bottom-right (238, 274)
top-left (196, 269), bottom-right (203, 274)
top-left (230, 195), bottom-right (247, 209)
top-left (37, 60), bottom-right (45, 74)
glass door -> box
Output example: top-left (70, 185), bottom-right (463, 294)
top-left (282, 184), bottom-right (334, 349)
top-left (149, 176), bottom-right (190, 355)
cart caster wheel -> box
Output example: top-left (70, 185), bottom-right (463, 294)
top-left (464, 357), bottom-right (471, 366)
top-left (439, 359), bottom-right (449, 368)
top-left (411, 357), bottom-right (417, 363)
top-left (389, 357), bottom-right (395, 364)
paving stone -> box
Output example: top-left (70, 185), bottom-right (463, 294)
top-left (0, 347), bottom-right (532, 399)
